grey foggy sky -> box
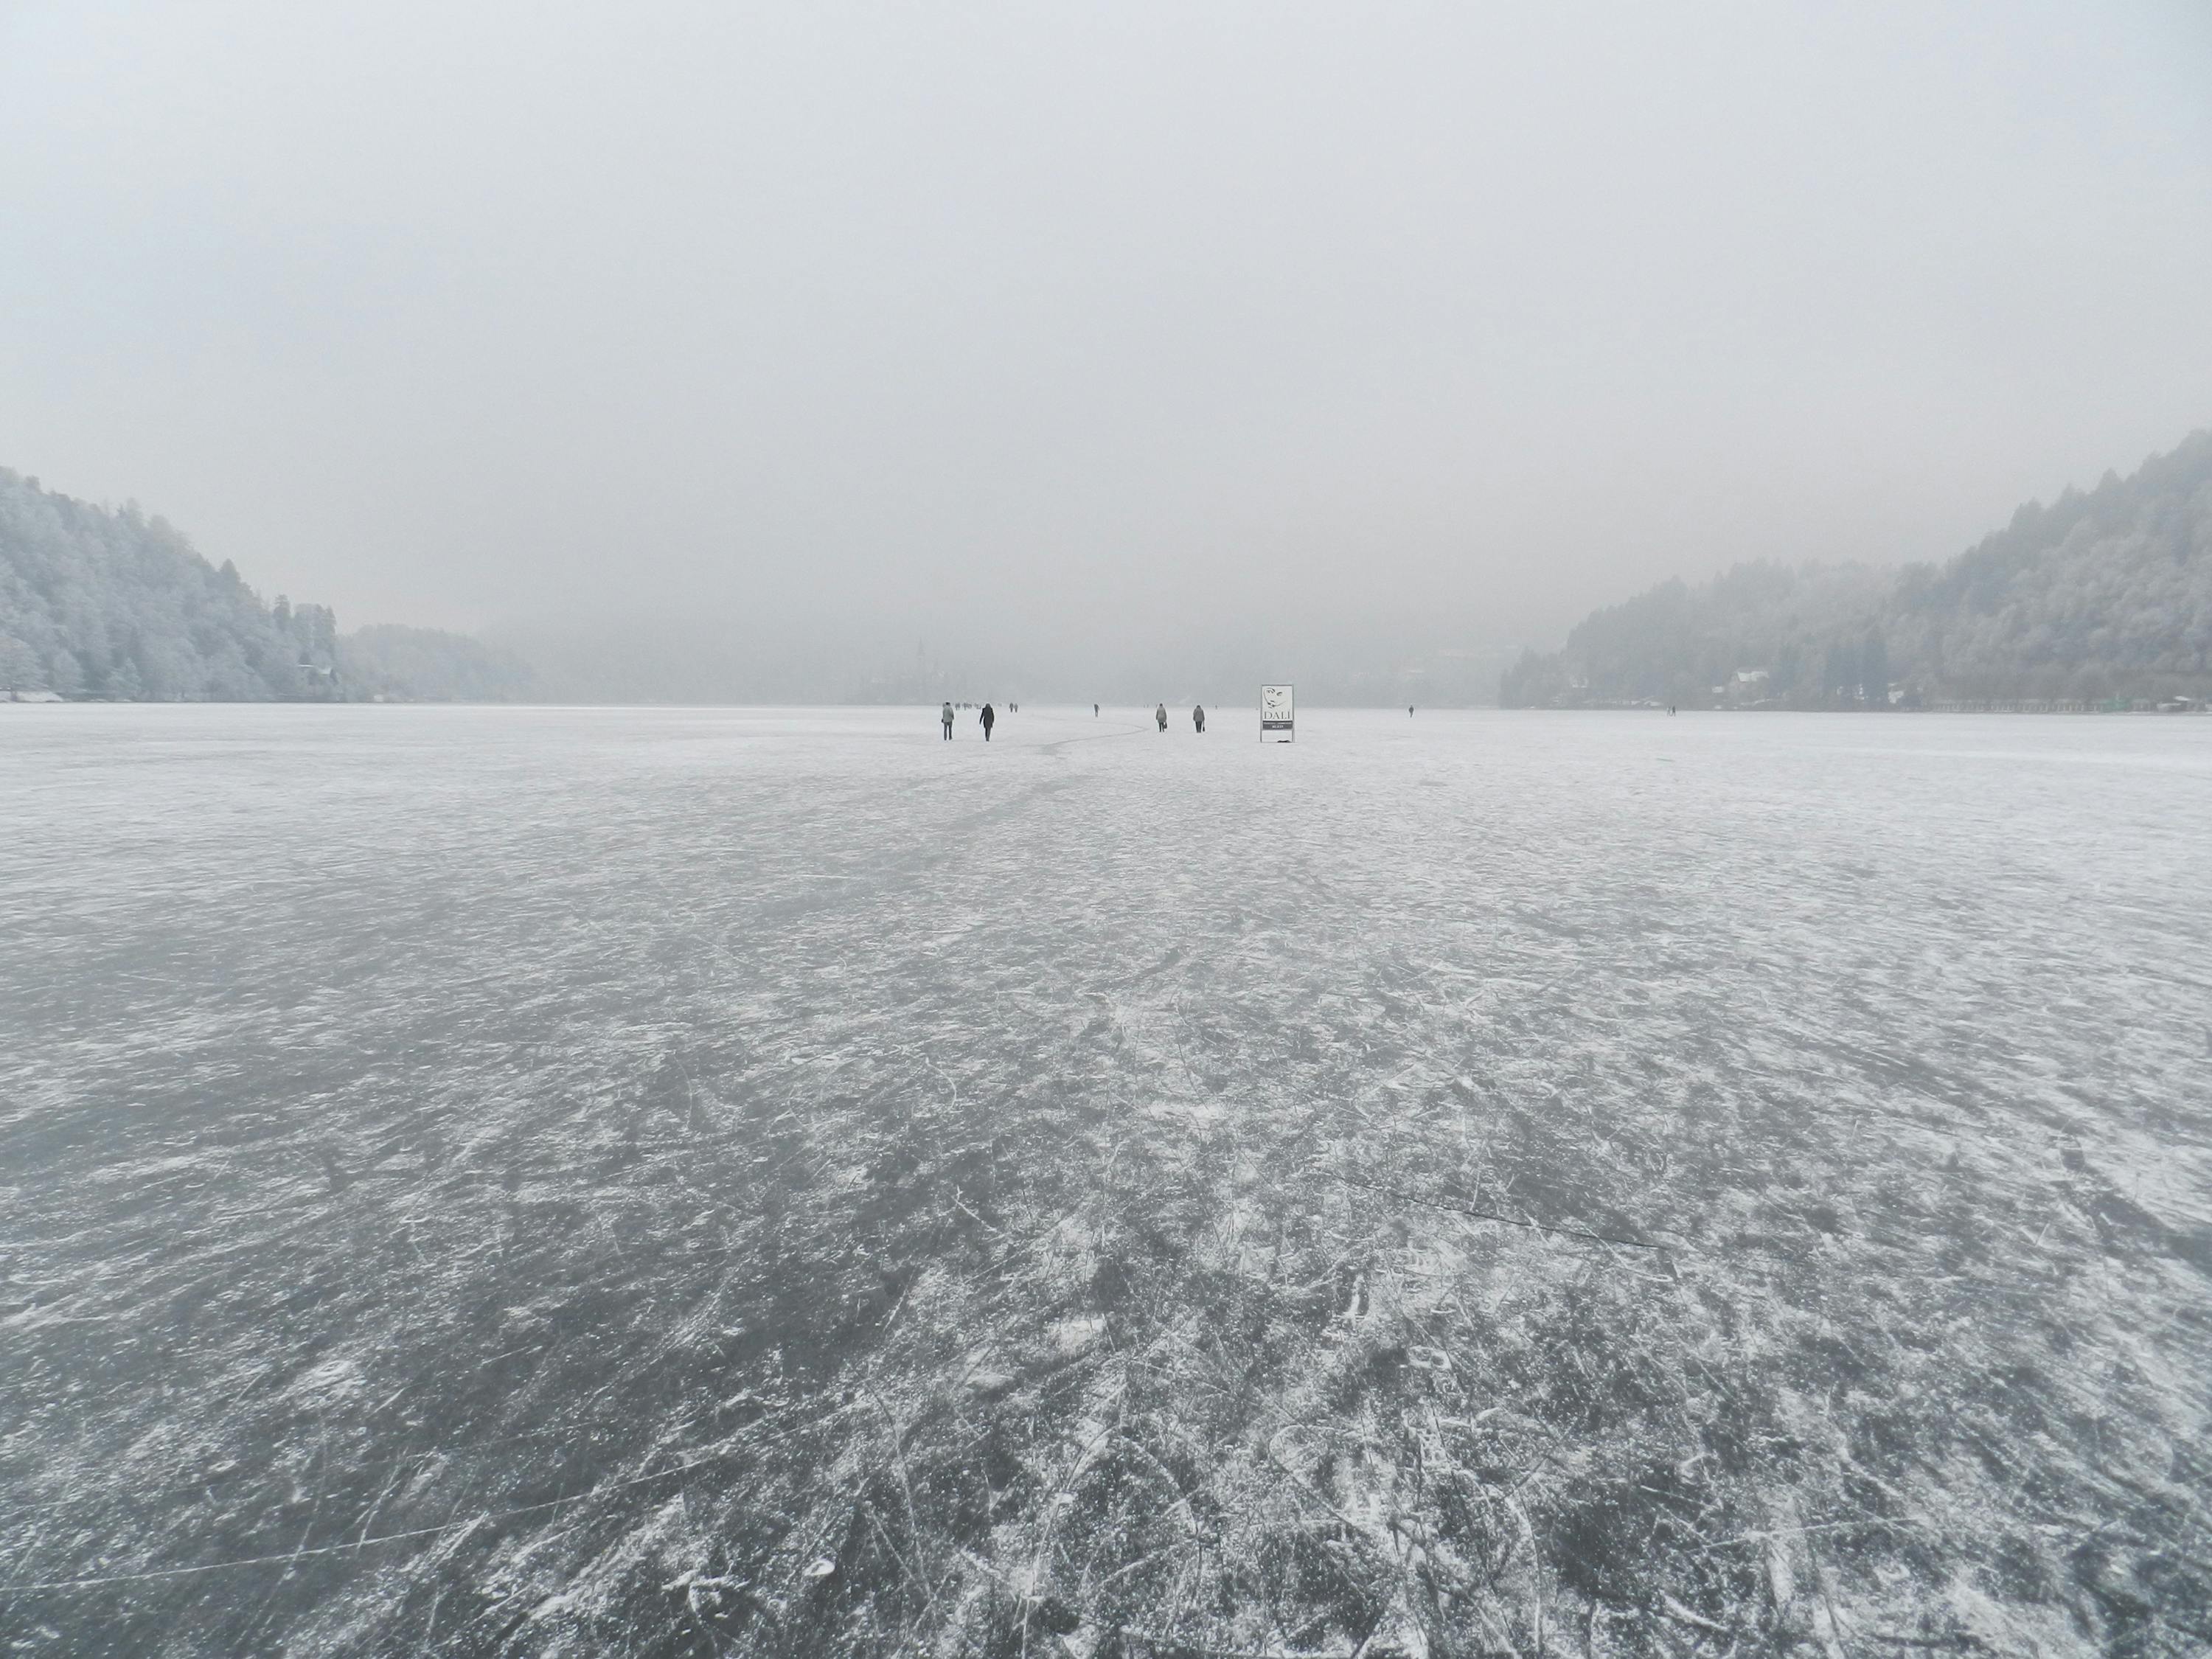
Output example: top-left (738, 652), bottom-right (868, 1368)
top-left (4, 0), bottom-right (2210, 671)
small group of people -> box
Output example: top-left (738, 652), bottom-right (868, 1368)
top-left (941, 701), bottom-right (1208, 739)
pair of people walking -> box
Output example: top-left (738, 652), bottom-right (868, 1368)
top-left (1152, 703), bottom-right (1206, 732)
top-left (942, 700), bottom-right (996, 740)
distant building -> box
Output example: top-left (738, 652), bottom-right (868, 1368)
top-left (1720, 668), bottom-right (1773, 708)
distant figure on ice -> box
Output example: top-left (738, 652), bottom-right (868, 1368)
top-left (1408, 706), bottom-right (1414, 716)
top-left (1155, 702), bottom-right (1168, 732)
top-left (1192, 703), bottom-right (1206, 733)
top-left (1093, 703), bottom-right (1099, 717)
top-left (941, 701), bottom-right (954, 740)
top-left (980, 702), bottom-right (996, 740)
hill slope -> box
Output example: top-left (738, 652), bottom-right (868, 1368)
top-left (0, 470), bottom-right (532, 701)
top-left (1503, 431), bottom-right (2212, 707)
top-left (1, 469), bottom-right (342, 700)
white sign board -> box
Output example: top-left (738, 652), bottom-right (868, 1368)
top-left (1259, 684), bottom-right (1294, 742)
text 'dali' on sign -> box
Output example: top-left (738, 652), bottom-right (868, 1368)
top-left (1259, 684), bottom-right (1294, 742)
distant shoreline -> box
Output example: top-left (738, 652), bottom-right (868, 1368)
top-left (8, 695), bottom-right (2207, 714)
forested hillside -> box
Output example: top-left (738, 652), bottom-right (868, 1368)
top-left (0, 470), bottom-right (532, 701)
top-left (1, 469), bottom-right (343, 699)
top-left (1502, 430), bottom-right (2212, 707)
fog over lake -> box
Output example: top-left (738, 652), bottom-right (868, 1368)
top-left (5, 1), bottom-right (2211, 688)
top-left (4, 705), bottom-right (2205, 1652)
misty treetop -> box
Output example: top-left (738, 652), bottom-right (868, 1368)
top-left (1503, 429), bottom-right (2212, 709)
top-left (340, 625), bottom-right (538, 704)
top-left (0, 469), bottom-right (531, 702)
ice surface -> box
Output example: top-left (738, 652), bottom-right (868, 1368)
top-left (1, 703), bottom-right (2208, 1655)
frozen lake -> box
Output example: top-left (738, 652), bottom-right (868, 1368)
top-left (3, 704), bottom-right (2208, 1655)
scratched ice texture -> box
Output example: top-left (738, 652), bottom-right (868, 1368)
top-left (1, 705), bottom-right (2208, 1656)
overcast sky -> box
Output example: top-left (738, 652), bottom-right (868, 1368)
top-left (4, 0), bottom-right (2209, 670)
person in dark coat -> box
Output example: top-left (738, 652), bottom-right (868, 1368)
top-left (1192, 703), bottom-right (1206, 733)
top-left (979, 703), bottom-right (996, 740)
top-left (1155, 702), bottom-right (1168, 731)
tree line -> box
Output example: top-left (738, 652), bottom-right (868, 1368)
top-left (1501, 429), bottom-right (2212, 708)
top-left (0, 469), bottom-right (534, 702)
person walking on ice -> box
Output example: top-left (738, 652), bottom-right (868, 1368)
top-left (979, 702), bottom-right (996, 741)
top-left (1155, 702), bottom-right (1168, 732)
top-left (940, 700), bottom-right (954, 740)
top-left (1192, 703), bottom-right (1206, 733)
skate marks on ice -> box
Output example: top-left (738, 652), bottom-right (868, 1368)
top-left (0, 706), bottom-right (2208, 1655)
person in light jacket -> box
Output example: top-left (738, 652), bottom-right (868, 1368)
top-left (941, 701), bottom-right (955, 740)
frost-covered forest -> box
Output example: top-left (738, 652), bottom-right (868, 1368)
top-left (1502, 431), bottom-right (2212, 708)
top-left (0, 469), bottom-right (341, 700)
top-left (0, 470), bottom-right (531, 703)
